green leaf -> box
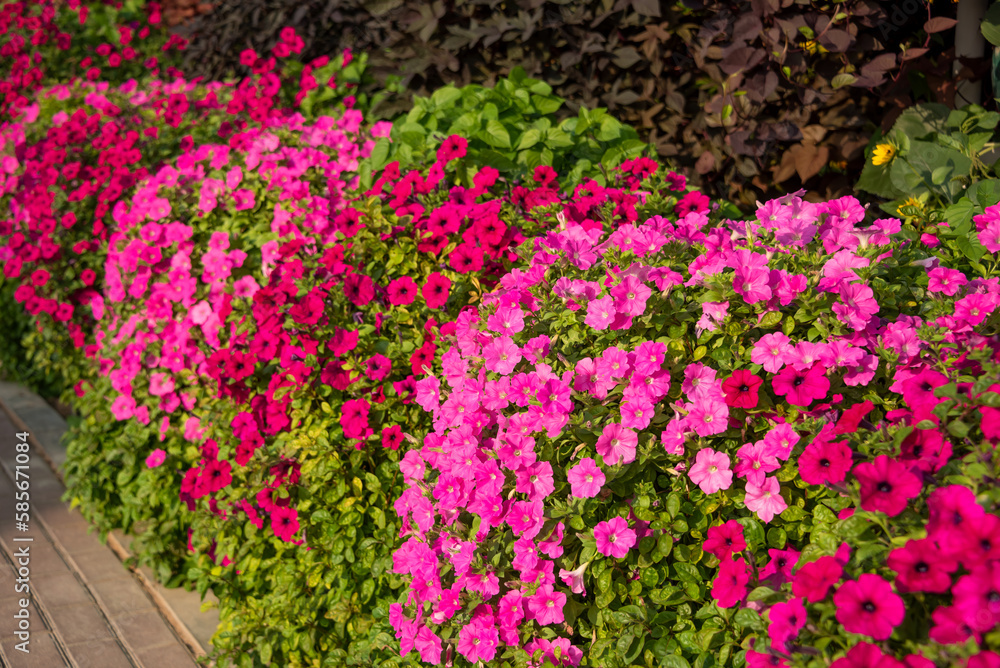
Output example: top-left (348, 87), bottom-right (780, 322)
top-left (891, 103), bottom-right (950, 140)
top-left (831, 73), bottom-right (856, 89)
top-left (890, 141), bottom-right (972, 200)
top-left (942, 197), bottom-right (976, 232)
top-left (759, 311), bottom-right (782, 328)
top-left (971, 179), bottom-right (1000, 208)
top-left (956, 233), bottom-right (987, 262)
top-left (596, 116), bottom-right (623, 142)
top-left (517, 128), bottom-right (542, 150)
top-left (984, 2), bottom-right (1000, 46)
top-left (431, 86), bottom-right (463, 108)
top-left (856, 158), bottom-right (904, 199)
top-left (476, 149), bottom-right (517, 172)
top-left (734, 608), bottom-right (765, 632)
top-left (370, 138), bottom-right (391, 172)
top-left (482, 120), bottom-right (511, 148)
top-left (532, 94), bottom-right (563, 115)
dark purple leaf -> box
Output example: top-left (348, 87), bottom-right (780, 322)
top-left (732, 14), bottom-right (763, 43)
top-left (751, 0), bottom-right (779, 17)
top-left (924, 17), bottom-right (957, 34)
top-left (901, 48), bottom-right (929, 61)
top-left (817, 29), bottom-right (852, 53)
top-left (631, 0), bottom-right (661, 18)
top-left (720, 46), bottom-right (761, 75)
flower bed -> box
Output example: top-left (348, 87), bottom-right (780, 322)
top-left (390, 194), bottom-right (1000, 667)
top-left (3, 3), bottom-right (1000, 668)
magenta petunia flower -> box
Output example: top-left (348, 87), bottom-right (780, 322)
top-left (421, 272), bottom-right (451, 309)
top-left (712, 557), bottom-right (749, 608)
top-left (888, 538), bottom-right (957, 593)
top-left (833, 574), bottom-right (905, 640)
top-left (567, 458), bottom-right (605, 498)
top-left (771, 363), bottom-right (829, 407)
top-left (270, 506), bottom-right (300, 542)
top-left (594, 516), bottom-right (637, 558)
top-left (145, 448), bottom-right (166, 468)
top-left (386, 276), bottom-right (418, 305)
top-left (853, 455), bottom-right (922, 517)
top-left (702, 520), bottom-right (746, 559)
top-left (437, 135), bottom-right (468, 162)
top-left (768, 597), bottom-right (807, 646)
top-left (688, 448), bottom-right (733, 494)
top-left (798, 430), bottom-right (853, 486)
top-left (792, 555), bottom-right (842, 603)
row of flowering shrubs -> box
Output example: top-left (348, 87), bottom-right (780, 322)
top-left (4, 3), bottom-right (1000, 668)
top-left (389, 190), bottom-right (1000, 667)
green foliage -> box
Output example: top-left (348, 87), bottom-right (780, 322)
top-left (62, 373), bottom-right (199, 584)
top-left (857, 103), bottom-right (1000, 211)
top-left (359, 68), bottom-right (649, 190)
top-left (0, 275), bottom-right (64, 397)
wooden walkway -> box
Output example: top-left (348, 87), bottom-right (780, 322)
top-left (0, 382), bottom-right (218, 667)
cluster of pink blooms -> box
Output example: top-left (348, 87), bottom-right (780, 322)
top-left (388, 188), bottom-right (1000, 665)
top-left (0, 9), bottom-right (377, 552)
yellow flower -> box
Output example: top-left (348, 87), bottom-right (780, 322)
top-left (871, 143), bottom-right (896, 166)
top-left (802, 40), bottom-right (828, 55)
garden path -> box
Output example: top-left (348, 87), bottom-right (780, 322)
top-left (0, 382), bottom-right (217, 667)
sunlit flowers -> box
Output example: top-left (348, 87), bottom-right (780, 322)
top-left (871, 143), bottom-right (896, 166)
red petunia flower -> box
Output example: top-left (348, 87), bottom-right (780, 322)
top-left (382, 425), bottom-right (404, 450)
top-left (853, 455), bottom-right (922, 517)
top-left (771, 363), bottom-right (830, 407)
top-left (436, 135), bottom-right (468, 162)
top-left (722, 369), bottom-right (763, 409)
top-left (422, 272), bottom-right (451, 310)
top-left (833, 574), bottom-right (905, 640)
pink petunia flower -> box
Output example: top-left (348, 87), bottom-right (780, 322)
top-left (744, 476), bottom-right (788, 523)
top-left (145, 449), bottom-right (166, 468)
top-left (567, 458), bottom-right (606, 498)
top-left (594, 516), bottom-right (637, 558)
top-left (595, 423), bottom-right (638, 466)
top-left (584, 296), bottom-right (617, 330)
top-left (482, 336), bottom-right (522, 375)
top-left (688, 448), bottom-right (733, 494)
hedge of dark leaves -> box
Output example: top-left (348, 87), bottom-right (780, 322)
top-left (174, 0), bottom-right (971, 209)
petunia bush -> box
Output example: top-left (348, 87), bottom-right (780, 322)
top-left (388, 189), bottom-right (1000, 667)
top-left (1, 12), bottom-right (703, 663)
top-left (359, 67), bottom-right (651, 194)
top-left (173, 157), bottom-right (696, 666)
